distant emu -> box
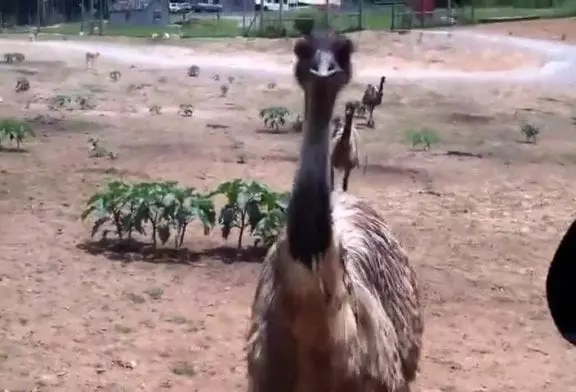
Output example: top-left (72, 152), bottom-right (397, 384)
top-left (246, 32), bottom-right (423, 392)
top-left (361, 76), bottom-right (386, 128)
top-left (331, 101), bottom-right (359, 192)
top-left (188, 65), bottom-right (200, 77)
top-left (85, 51), bottom-right (100, 69)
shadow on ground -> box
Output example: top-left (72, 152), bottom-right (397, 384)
top-left (77, 238), bottom-right (266, 265)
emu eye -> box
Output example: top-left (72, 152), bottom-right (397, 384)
top-left (294, 39), bottom-right (314, 60)
top-left (333, 38), bottom-right (354, 68)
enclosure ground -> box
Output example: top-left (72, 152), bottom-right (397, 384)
top-left (1, 22), bottom-right (576, 392)
top-left (470, 16), bottom-right (576, 42)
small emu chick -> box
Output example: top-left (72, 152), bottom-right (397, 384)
top-left (188, 65), bottom-right (200, 77)
top-left (330, 101), bottom-right (359, 192)
top-left (246, 32), bottom-right (423, 392)
top-left (361, 76), bottom-right (386, 128)
top-left (85, 51), bottom-right (100, 69)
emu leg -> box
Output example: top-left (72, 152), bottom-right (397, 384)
top-left (342, 168), bottom-right (351, 192)
top-left (367, 107), bottom-right (375, 128)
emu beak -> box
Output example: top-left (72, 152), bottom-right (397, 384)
top-left (310, 50), bottom-right (341, 77)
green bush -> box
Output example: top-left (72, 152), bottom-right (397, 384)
top-left (406, 128), bottom-right (440, 150)
top-left (212, 179), bottom-right (289, 249)
top-left (82, 179), bottom-right (290, 252)
top-left (260, 23), bottom-right (288, 38)
top-left (81, 181), bottom-right (216, 249)
top-left (293, 10), bottom-right (317, 35)
top-left (0, 117), bottom-right (35, 150)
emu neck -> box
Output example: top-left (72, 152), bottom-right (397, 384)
top-left (341, 114), bottom-right (353, 145)
top-left (287, 83), bottom-right (336, 268)
top-left (378, 77), bottom-right (385, 93)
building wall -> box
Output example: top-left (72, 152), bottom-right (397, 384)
top-left (109, 1), bottom-right (169, 25)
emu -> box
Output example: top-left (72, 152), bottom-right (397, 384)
top-left (361, 76), bottom-right (386, 128)
top-left (246, 32), bottom-right (423, 392)
top-left (331, 101), bottom-right (359, 192)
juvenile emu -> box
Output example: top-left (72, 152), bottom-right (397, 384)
top-left (361, 76), bottom-right (386, 128)
top-left (246, 33), bottom-right (423, 392)
top-left (331, 101), bottom-right (359, 192)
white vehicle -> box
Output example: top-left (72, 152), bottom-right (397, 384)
top-left (169, 2), bottom-right (183, 12)
top-left (254, 0), bottom-right (299, 11)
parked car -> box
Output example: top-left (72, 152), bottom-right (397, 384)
top-left (191, 1), bottom-right (223, 13)
top-left (169, 2), bottom-right (192, 13)
top-left (169, 2), bottom-right (182, 12)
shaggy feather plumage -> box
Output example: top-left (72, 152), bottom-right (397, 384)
top-left (246, 32), bottom-right (423, 392)
top-left (246, 192), bottom-right (423, 392)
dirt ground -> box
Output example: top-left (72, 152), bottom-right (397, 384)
top-left (1, 19), bottom-right (576, 392)
top-left (472, 16), bottom-right (576, 43)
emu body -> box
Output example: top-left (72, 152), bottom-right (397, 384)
top-left (246, 32), bottom-right (423, 392)
top-left (331, 103), bottom-right (360, 192)
top-left (361, 76), bottom-right (386, 128)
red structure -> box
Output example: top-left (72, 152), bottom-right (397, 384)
top-left (409, 0), bottom-right (435, 24)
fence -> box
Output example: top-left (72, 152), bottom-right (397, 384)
top-left (2, 0), bottom-right (576, 38)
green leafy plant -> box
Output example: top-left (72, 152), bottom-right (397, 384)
top-left (88, 137), bottom-right (117, 159)
top-left (76, 95), bottom-right (96, 110)
top-left (220, 84), bottom-right (229, 97)
top-left (48, 94), bottom-right (72, 111)
top-left (406, 128), bottom-right (440, 150)
top-left (212, 179), bottom-right (287, 249)
top-left (0, 117), bottom-right (35, 150)
top-left (178, 104), bottom-right (194, 118)
top-left (81, 180), bottom-right (135, 240)
top-left (82, 180), bottom-right (216, 250)
top-left (259, 106), bottom-right (290, 132)
top-left (252, 192), bottom-right (289, 249)
top-left (158, 185), bottom-right (216, 248)
top-left (293, 10), bottom-right (316, 35)
top-left (520, 122), bottom-right (540, 143)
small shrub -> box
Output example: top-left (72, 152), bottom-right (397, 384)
top-left (260, 23), bottom-right (287, 38)
top-left (48, 94), bottom-right (72, 111)
top-left (406, 128), bottom-right (439, 150)
top-left (109, 71), bottom-right (121, 82)
top-left (520, 122), bottom-right (540, 143)
top-left (220, 84), bottom-right (229, 97)
top-left (0, 118), bottom-right (35, 150)
top-left (15, 77), bottom-right (30, 92)
top-left (178, 104), bottom-right (194, 117)
top-left (88, 137), bottom-right (117, 159)
top-left (76, 95), bottom-right (96, 110)
top-left (149, 105), bottom-right (162, 115)
top-left (293, 10), bottom-right (316, 35)
top-left (212, 179), bottom-right (288, 249)
top-left (81, 181), bottom-right (216, 249)
top-left (259, 106), bottom-right (290, 132)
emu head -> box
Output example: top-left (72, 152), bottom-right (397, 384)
top-left (294, 32), bottom-right (354, 99)
top-left (378, 76), bottom-right (386, 92)
top-left (344, 101), bottom-right (356, 118)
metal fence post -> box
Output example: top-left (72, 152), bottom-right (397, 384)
top-left (358, 0), bottom-right (363, 30)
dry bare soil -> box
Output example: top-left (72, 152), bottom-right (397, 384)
top-left (1, 20), bottom-right (576, 392)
